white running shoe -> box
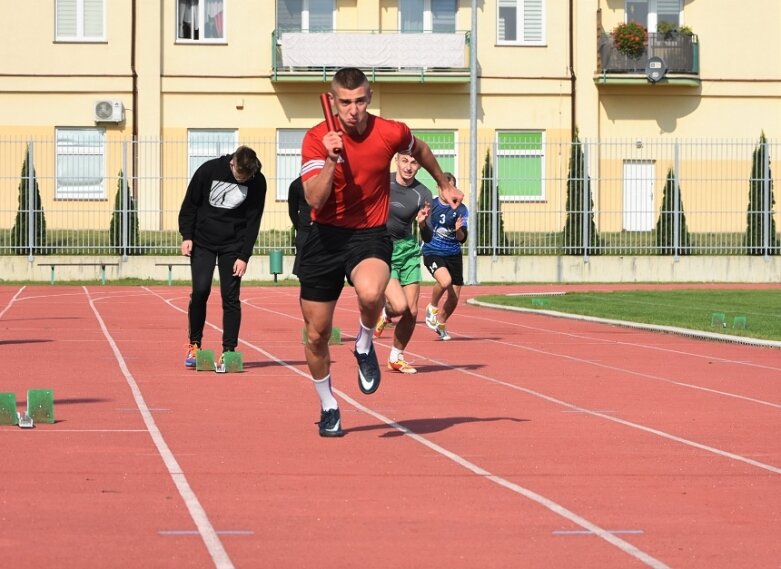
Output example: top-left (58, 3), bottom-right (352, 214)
top-left (425, 304), bottom-right (439, 330)
top-left (435, 323), bottom-right (451, 341)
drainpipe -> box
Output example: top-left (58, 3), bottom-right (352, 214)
top-left (467, 0), bottom-right (478, 285)
top-left (569, 0), bottom-right (576, 136)
top-left (131, 0), bottom-right (138, 184)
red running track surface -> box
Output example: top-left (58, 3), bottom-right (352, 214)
top-left (0, 284), bottom-right (779, 569)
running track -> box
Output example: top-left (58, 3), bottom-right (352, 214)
top-left (1, 284), bottom-right (779, 568)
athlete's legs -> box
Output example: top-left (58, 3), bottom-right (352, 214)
top-left (300, 298), bottom-right (338, 380)
top-left (439, 285), bottom-right (462, 324)
top-left (188, 247), bottom-right (217, 346)
top-left (393, 282), bottom-right (420, 350)
top-left (216, 252), bottom-right (241, 351)
top-left (350, 257), bottom-right (390, 332)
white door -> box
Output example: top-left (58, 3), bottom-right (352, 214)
top-left (623, 160), bottom-right (655, 231)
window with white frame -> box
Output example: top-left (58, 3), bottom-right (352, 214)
top-left (497, 0), bottom-right (545, 45)
top-left (177, 0), bottom-right (225, 41)
top-left (56, 0), bottom-right (105, 41)
top-left (400, 0), bottom-right (456, 33)
top-left (277, 129), bottom-right (307, 201)
top-left (56, 128), bottom-right (105, 200)
top-left (188, 130), bottom-right (238, 179)
top-left (277, 0), bottom-right (334, 32)
top-left (496, 131), bottom-right (545, 202)
top-left (412, 131), bottom-right (457, 191)
top-left (626, 0), bottom-right (682, 32)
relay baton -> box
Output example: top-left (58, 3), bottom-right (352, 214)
top-left (319, 93), bottom-right (340, 154)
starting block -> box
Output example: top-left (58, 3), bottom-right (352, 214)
top-left (711, 312), bottom-right (726, 328)
top-left (215, 351), bottom-right (243, 373)
top-left (732, 315), bottom-right (748, 329)
top-left (197, 349), bottom-right (243, 372)
top-left (531, 298), bottom-right (550, 307)
top-left (27, 389), bottom-right (55, 424)
top-left (195, 349), bottom-right (216, 371)
top-left (301, 327), bottom-right (342, 345)
top-left (0, 392), bottom-right (19, 426)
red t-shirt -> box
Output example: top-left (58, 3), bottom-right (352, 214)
top-left (301, 114), bottom-right (414, 228)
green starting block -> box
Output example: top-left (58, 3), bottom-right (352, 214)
top-left (0, 392), bottom-right (19, 426)
top-left (195, 349), bottom-right (216, 371)
top-left (27, 389), bottom-right (54, 424)
top-left (531, 298), bottom-right (550, 307)
top-left (711, 312), bottom-right (726, 328)
top-left (301, 327), bottom-right (342, 345)
top-left (732, 315), bottom-right (748, 329)
top-left (216, 351), bottom-right (243, 373)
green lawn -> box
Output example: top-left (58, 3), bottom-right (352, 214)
top-left (474, 289), bottom-right (781, 342)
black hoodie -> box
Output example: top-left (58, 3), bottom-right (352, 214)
top-left (178, 154), bottom-right (267, 262)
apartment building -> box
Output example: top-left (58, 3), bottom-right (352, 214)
top-left (0, 1), bottom-right (779, 281)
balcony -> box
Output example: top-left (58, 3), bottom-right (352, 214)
top-left (595, 32), bottom-right (700, 87)
top-left (271, 29), bottom-right (471, 83)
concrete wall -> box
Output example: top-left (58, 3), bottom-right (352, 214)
top-left (2, 255), bottom-right (778, 285)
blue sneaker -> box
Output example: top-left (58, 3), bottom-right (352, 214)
top-left (184, 343), bottom-right (199, 368)
top-left (318, 408), bottom-right (344, 437)
top-left (354, 344), bottom-right (381, 395)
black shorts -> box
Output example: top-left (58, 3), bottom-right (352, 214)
top-left (423, 254), bottom-right (464, 287)
top-left (298, 223), bottom-right (392, 302)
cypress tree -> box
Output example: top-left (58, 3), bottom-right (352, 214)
top-left (655, 168), bottom-right (691, 255)
top-left (476, 149), bottom-right (508, 254)
top-left (745, 133), bottom-right (778, 255)
top-left (563, 131), bottom-right (600, 255)
top-left (109, 170), bottom-right (141, 255)
top-left (11, 145), bottom-right (47, 255)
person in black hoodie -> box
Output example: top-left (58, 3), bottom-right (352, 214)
top-left (287, 176), bottom-right (311, 277)
top-left (178, 145), bottom-right (266, 368)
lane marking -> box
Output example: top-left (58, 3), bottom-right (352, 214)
top-left (146, 287), bottom-right (670, 569)
top-left (0, 286), bottom-right (25, 319)
top-left (85, 286), bottom-right (234, 569)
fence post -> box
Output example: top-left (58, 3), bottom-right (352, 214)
top-left (762, 138), bottom-right (770, 260)
top-left (673, 141), bottom-right (681, 260)
top-left (581, 140), bottom-right (590, 262)
top-left (26, 142), bottom-right (35, 261)
top-left (122, 141), bottom-right (129, 261)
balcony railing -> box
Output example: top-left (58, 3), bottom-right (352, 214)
top-left (272, 29), bottom-right (471, 82)
top-left (597, 32), bottom-right (699, 75)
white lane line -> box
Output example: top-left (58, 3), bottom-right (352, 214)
top-left (147, 287), bottom-right (670, 569)
top-left (85, 286), bottom-right (234, 569)
top-left (0, 286), bottom-right (25, 319)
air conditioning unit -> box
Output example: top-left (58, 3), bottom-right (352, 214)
top-left (94, 100), bottom-right (125, 123)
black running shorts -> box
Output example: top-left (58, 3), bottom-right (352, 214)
top-left (298, 223), bottom-right (392, 302)
top-left (422, 253), bottom-right (464, 287)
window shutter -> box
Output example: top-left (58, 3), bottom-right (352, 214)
top-left (84, 0), bottom-right (104, 38)
top-left (522, 0), bottom-right (544, 44)
top-left (57, 0), bottom-right (78, 37)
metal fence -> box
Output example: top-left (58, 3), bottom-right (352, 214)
top-left (0, 136), bottom-right (778, 258)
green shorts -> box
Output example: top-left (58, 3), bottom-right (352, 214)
top-left (390, 236), bottom-right (422, 286)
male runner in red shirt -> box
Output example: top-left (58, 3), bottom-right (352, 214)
top-left (299, 67), bottom-right (461, 437)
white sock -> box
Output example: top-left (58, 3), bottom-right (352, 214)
top-left (313, 374), bottom-right (338, 411)
top-left (354, 319), bottom-right (373, 355)
top-left (390, 347), bottom-right (402, 362)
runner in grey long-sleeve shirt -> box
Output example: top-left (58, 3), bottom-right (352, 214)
top-left (374, 151), bottom-right (433, 374)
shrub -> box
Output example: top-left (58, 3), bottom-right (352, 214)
top-left (655, 168), bottom-right (691, 255)
top-left (745, 133), bottom-right (778, 255)
top-left (11, 145), bottom-right (48, 255)
top-left (563, 130), bottom-right (601, 255)
top-left (612, 21), bottom-right (647, 57)
top-left (109, 170), bottom-right (141, 255)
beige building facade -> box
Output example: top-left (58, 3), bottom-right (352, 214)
top-left (0, 1), bottom-right (779, 282)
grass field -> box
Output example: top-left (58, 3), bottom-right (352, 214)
top-left (474, 289), bottom-right (781, 342)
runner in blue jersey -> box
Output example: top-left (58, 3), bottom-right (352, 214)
top-left (422, 173), bottom-right (468, 341)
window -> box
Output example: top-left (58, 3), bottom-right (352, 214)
top-left (56, 0), bottom-right (105, 41)
top-left (188, 130), bottom-right (237, 179)
top-left (277, 0), bottom-right (334, 32)
top-left (496, 131), bottom-right (545, 202)
top-left (497, 0), bottom-right (545, 45)
top-left (277, 129), bottom-right (307, 200)
top-left (626, 0), bottom-right (682, 31)
top-left (412, 131), bottom-right (457, 191)
top-left (400, 0), bottom-right (457, 33)
top-left (56, 128), bottom-right (105, 200)
top-left (177, 0), bottom-right (225, 41)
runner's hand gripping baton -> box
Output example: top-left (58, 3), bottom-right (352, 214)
top-left (319, 93), bottom-right (341, 154)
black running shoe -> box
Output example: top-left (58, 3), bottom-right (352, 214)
top-left (355, 343), bottom-right (381, 395)
top-left (318, 408), bottom-right (344, 437)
